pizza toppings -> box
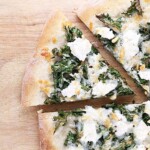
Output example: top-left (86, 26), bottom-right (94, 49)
top-left (42, 26), bottom-right (133, 104)
top-left (122, 0), bottom-right (143, 16)
top-left (138, 69), bottom-right (150, 80)
top-left (92, 80), bottom-right (118, 97)
top-left (121, 30), bottom-right (140, 61)
top-left (96, 14), bottom-right (123, 32)
top-left (50, 101), bottom-right (150, 149)
top-left (93, 1), bottom-right (150, 95)
top-left (95, 27), bottom-right (115, 40)
top-left (64, 26), bottom-right (83, 42)
top-left (67, 38), bottom-right (91, 61)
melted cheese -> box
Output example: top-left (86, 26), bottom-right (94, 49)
top-left (84, 106), bottom-right (100, 121)
top-left (80, 119), bottom-right (99, 144)
top-left (67, 38), bottom-right (91, 61)
top-left (134, 121), bottom-right (150, 143)
top-left (92, 80), bottom-right (118, 97)
top-left (96, 27), bottom-right (115, 39)
top-left (121, 30), bottom-right (140, 61)
top-left (139, 69), bottom-right (150, 81)
top-left (61, 80), bottom-right (81, 98)
top-left (114, 121), bottom-right (132, 137)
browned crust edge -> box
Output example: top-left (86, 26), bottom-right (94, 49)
top-left (38, 112), bottom-right (57, 150)
top-left (21, 11), bottom-right (68, 106)
top-left (77, 0), bottom-right (131, 32)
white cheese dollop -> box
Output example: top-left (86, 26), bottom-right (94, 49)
top-left (138, 69), bottom-right (150, 81)
top-left (114, 121), bottom-right (132, 137)
top-left (96, 27), bottom-right (115, 39)
top-left (84, 106), bottom-right (100, 121)
top-left (88, 53), bottom-right (102, 67)
top-left (125, 104), bottom-right (136, 111)
top-left (92, 80), bottom-right (118, 97)
top-left (67, 38), bottom-right (91, 61)
top-left (61, 80), bottom-right (81, 98)
top-left (122, 30), bottom-right (140, 61)
top-left (134, 120), bottom-right (150, 143)
top-left (136, 145), bottom-right (146, 150)
top-left (80, 120), bottom-right (99, 144)
top-left (87, 53), bottom-right (108, 85)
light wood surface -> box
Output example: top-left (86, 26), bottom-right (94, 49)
top-left (0, 0), bottom-right (147, 149)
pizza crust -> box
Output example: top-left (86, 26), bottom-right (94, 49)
top-left (78, 0), bottom-right (150, 37)
top-left (78, 0), bottom-right (150, 95)
top-left (38, 111), bottom-right (77, 150)
top-left (21, 11), bottom-right (69, 106)
top-left (38, 112), bottom-right (57, 150)
top-left (77, 0), bottom-right (131, 33)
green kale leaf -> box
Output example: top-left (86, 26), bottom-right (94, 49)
top-left (64, 131), bottom-right (79, 146)
top-left (65, 26), bottom-right (83, 42)
top-left (96, 14), bottom-right (123, 31)
top-left (53, 110), bottom-right (86, 133)
top-left (122, 0), bottom-right (143, 16)
top-left (142, 113), bottom-right (150, 126)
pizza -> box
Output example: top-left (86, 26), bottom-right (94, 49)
top-left (21, 11), bottom-right (133, 106)
top-left (78, 0), bottom-right (150, 95)
top-left (38, 100), bottom-right (150, 150)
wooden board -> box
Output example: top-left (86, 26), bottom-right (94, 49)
top-left (0, 0), bottom-right (147, 149)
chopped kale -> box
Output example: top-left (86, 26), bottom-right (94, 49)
top-left (104, 103), bottom-right (134, 121)
top-left (108, 67), bottom-right (121, 78)
top-left (91, 45), bottom-right (99, 54)
top-left (99, 61), bottom-right (108, 67)
top-left (96, 14), bottom-right (123, 31)
top-left (138, 74), bottom-right (149, 85)
top-left (44, 91), bottom-right (60, 104)
top-left (142, 113), bottom-right (150, 126)
top-left (117, 87), bottom-right (134, 96)
top-left (115, 81), bottom-right (133, 96)
top-left (141, 53), bottom-right (150, 68)
top-left (98, 73), bottom-right (109, 83)
top-left (53, 110), bottom-right (86, 132)
top-left (97, 35), bottom-right (117, 51)
top-left (115, 133), bottom-right (135, 150)
top-left (122, 0), bottom-right (143, 16)
top-left (81, 84), bottom-right (91, 92)
top-left (64, 131), bottom-right (78, 146)
top-left (81, 63), bottom-right (88, 79)
top-left (86, 141), bottom-right (94, 150)
top-left (65, 26), bottom-right (83, 42)
top-left (139, 22), bottom-right (150, 37)
top-left (80, 78), bottom-right (91, 92)
top-left (52, 57), bottom-right (80, 89)
top-left (52, 45), bottom-right (72, 58)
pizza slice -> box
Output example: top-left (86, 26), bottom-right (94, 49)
top-left (78, 0), bottom-right (150, 95)
top-left (38, 100), bottom-right (150, 150)
top-left (22, 11), bottom-right (133, 106)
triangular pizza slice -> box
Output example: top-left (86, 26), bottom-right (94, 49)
top-left (78, 0), bottom-right (150, 96)
top-left (22, 11), bottom-right (133, 106)
top-left (38, 101), bottom-right (150, 150)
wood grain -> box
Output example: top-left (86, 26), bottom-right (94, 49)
top-left (0, 0), bottom-right (147, 149)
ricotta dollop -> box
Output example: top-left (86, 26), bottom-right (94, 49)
top-left (67, 38), bottom-right (91, 61)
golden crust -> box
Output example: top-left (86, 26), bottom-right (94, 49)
top-left (21, 58), bottom-right (49, 106)
top-left (77, 0), bottom-right (131, 32)
top-left (37, 11), bottom-right (68, 50)
top-left (78, 0), bottom-right (150, 34)
top-left (38, 112), bottom-right (57, 150)
top-left (21, 11), bottom-right (69, 106)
